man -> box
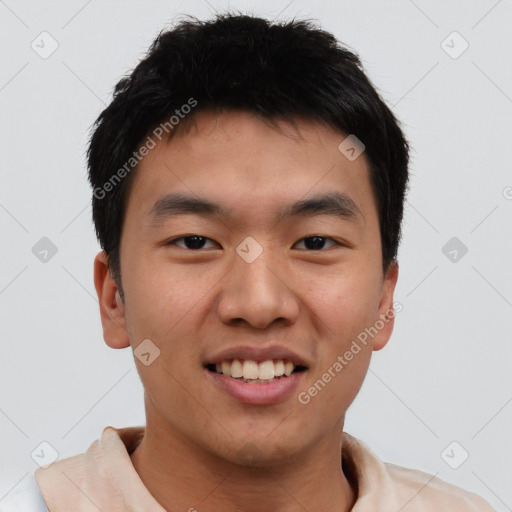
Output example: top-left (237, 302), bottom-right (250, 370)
top-left (1, 13), bottom-right (495, 511)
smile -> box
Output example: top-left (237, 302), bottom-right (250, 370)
top-left (205, 359), bottom-right (308, 404)
top-left (206, 358), bottom-right (307, 383)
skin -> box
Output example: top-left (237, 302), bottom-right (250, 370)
top-left (94, 110), bottom-right (399, 512)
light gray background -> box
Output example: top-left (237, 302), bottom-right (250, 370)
top-left (1, 0), bottom-right (511, 509)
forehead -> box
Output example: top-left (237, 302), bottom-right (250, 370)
top-left (123, 110), bottom-right (377, 227)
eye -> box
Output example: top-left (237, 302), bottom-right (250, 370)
top-left (165, 235), bottom-right (219, 250)
top-left (165, 235), bottom-right (339, 251)
top-left (293, 236), bottom-right (339, 251)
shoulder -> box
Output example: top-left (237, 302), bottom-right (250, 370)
top-left (0, 472), bottom-right (49, 512)
top-left (342, 433), bottom-right (495, 512)
top-left (384, 462), bottom-right (496, 511)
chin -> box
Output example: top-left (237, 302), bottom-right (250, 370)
top-left (211, 434), bottom-right (306, 468)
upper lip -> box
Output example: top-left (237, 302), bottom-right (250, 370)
top-left (203, 345), bottom-right (310, 367)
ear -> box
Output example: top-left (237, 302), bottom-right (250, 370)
top-left (372, 260), bottom-right (399, 352)
top-left (93, 251), bottom-right (130, 349)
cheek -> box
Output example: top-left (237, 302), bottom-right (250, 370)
top-left (123, 261), bottom-right (215, 398)
top-left (303, 274), bottom-right (380, 409)
top-left (307, 273), bottom-right (380, 343)
top-left (123, 256), bottom-right (208, 341)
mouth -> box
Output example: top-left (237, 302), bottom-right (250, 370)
top-left (204, 358), bottom-right (308, 405)
top-left (202, 346), bottom-right (310, 403)
top-left (205, 359), bottom-right (308, 384)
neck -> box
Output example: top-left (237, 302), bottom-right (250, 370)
top-left (130, 410), bottom-right (357, 511)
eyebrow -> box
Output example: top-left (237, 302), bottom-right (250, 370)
top-left (147, 192), bottom-right (363, 225)
top-left (276, 192), bottom-right (363, 224)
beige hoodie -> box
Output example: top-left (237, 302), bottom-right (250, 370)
top-left (32, 426), bottom-right (495, 511)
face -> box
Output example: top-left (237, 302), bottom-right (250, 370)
top-left (94, 110), bottom-right (398, 465)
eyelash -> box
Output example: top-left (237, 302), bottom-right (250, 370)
top-left (164, 235), bottom-right (341, 251)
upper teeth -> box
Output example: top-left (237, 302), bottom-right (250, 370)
top-left (215, 359), bottom-right (296, 380)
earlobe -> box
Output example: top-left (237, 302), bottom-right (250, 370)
top-left (372, 261), bottom-right (399, 352)
top-left (93, 251), bottom-right (131, 349)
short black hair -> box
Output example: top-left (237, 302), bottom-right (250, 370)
top-left (87, 13), bottom-right (410, 297)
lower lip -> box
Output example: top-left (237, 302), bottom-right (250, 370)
top-left (205, 368), bottom-right (306, 405)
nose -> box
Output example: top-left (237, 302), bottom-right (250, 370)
top-left (217, 252), bottom-right (300, 330)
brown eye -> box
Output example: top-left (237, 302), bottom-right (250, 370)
top-left (294, 236), bottom-right (338, 250)
top-left (167, 235), bottom-right (218, 249)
